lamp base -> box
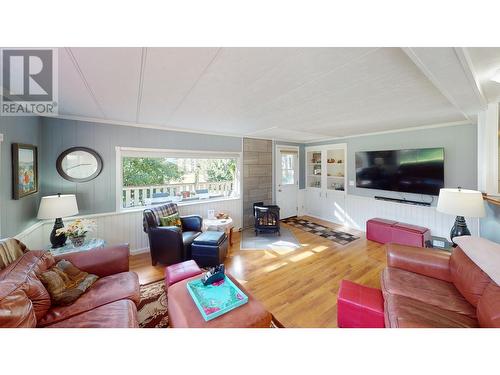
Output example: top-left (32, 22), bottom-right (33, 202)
top-left (450, 216), bottom-right (471, 245)
top-left (50, 218), bottom-right (67, 248)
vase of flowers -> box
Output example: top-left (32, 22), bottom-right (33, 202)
top-left (56, 219), bottom-right (96, 248)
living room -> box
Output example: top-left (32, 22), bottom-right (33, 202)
top-left (1, 2), bottom-right (499, 374)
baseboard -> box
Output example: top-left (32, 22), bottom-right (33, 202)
top-left (130, 247), bottom-right (149, 255)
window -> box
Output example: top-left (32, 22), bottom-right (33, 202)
top-left (281, 151), bottom-right (296, 185)
top-left (118, 148), bottom-right (240, 209)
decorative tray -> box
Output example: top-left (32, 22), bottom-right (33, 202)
top-left (186, 276), bottom-right (248, 321)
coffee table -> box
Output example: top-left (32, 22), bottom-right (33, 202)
top-left (167, 273), bottom-right (272, 328)
top-left (203, 217), bottom-right (234, 246)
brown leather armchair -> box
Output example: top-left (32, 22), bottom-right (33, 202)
top-left (143, 203), bottom-right (203, 266)
top-left (381, 237), bottom-right (500, 328)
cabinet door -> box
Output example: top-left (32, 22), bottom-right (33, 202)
top-left (306, 149), bottom-right (322, 189)
top-left (331, 192), bottom-right (346, 225)
top-left (306, 188), bottom-right (322, 218)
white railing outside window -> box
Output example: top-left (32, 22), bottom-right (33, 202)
top-left (116, 147), bottom-right (241, 210)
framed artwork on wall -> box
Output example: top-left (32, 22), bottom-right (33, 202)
top-left (12, 143), bottom-right (38, 199)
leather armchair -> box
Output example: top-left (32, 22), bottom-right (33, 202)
top-left (143, 203), bottom-right (203, 266)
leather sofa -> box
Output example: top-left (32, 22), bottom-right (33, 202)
top-left (0, 244), bottom-right (140, 328)
top-left (143, 203), bottom-right (203, 266)
top-left (381, 237), bottom-right (500, 328)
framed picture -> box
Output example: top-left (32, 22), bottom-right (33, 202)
top-left (12, 143), bottom-right (38, 199)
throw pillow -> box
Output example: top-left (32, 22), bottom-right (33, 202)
top-left (38, 260), bottom-right (99, 306)
top-left (160, 213), bottom-right (182, 228)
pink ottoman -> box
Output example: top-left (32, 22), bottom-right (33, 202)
top-left (366, 218), bottom-right (398, 244)
top-left (391, 223), bottom-right (430, 247)
top-left (165, 260), bottom-right (203, 288)
top-left (337, 280), bottom-right (385, 328)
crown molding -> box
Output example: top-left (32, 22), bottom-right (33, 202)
top-left (303, 119), bottom-right (474, 144)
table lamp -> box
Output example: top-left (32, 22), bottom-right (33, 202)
top-left (37, 194), bottom-right (79, 248)
top-left (436, 188), bottom-right (485, 244)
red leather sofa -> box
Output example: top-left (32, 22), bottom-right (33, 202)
top-left (382, 241), bottom-right (500, 328)
top-left (0, 244), bottom-right (140, 328)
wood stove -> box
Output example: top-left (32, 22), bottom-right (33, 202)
top-left (253, 202), bottom-right (280, 235)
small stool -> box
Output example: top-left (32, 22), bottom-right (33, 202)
top-left (191, 231), bottom-right (228, 267)
top-left (165, 260), bottom-right (203, 288)
top-left (337, 280), bottom-right (385, 328)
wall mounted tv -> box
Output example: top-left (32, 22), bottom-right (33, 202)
top-left (355, 147), bottom-right (444, 196)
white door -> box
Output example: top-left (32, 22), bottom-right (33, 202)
top-left (276, 147), bottom-right (299, 219)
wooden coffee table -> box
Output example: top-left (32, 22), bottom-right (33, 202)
top-left (167, 273), bottom-right (272, 328)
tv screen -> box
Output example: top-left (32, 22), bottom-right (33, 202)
top-left (355, 148), bottom-right (444, 196)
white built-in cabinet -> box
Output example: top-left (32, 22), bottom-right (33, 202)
top-left (305, 143), bottom-right (348, 225)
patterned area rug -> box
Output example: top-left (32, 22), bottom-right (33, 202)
top-left (138, 280), bottom-right (168, 328)
top-left (281, 217), bottom-right (359, 245)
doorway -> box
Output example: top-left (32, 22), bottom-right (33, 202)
top-left (275, 145), bottom-right (299, 219)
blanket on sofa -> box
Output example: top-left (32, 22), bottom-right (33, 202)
top-left (0, 238), bottom-right (27, 270)
top-left (455, 236), bottom-right (500, 285)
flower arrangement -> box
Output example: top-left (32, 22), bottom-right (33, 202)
top-left (56, 219), bottom-right (96, 240)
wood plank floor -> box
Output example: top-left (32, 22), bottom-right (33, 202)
top-left (130, 215), bottom-right (387, 328)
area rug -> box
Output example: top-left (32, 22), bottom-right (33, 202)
top-left (138, 280), bottom-right (168, 328)
top-left (240, 227), bottom-right (301, 251)
top-left (281, 217), bottom-right (359, 245)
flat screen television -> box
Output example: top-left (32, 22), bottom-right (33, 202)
top-left (355, 147), bottom-right (444, 196)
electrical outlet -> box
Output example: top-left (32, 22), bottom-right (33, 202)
top-left (349, 180), bottom-right (354, 186)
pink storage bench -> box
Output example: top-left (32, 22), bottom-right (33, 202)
top-left (366, 218), bottom-right (430, 247)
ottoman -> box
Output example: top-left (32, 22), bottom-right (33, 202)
top-left (191, 231), bottom-right (228, 267)
top-left (391, 222), bottom-right (431, 247)
top-left (168, 274), bottom-right (272, 328)
top-left (165, 260), bottom-right (203, 288)
top-left (337, 280), bottom-right (385, 328)
top-left (366, 218), bottom-right (398, 244)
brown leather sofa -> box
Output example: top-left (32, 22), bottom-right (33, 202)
top-left (382, 242), bottom-right (500, 328)
top-left (0, 244), bottom-right (140, 328)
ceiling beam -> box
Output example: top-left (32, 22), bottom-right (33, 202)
top-left (402, 47), bottom-right (487, 122)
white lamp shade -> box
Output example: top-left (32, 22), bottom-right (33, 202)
top-left (37, 194), bottom-right (79, 219)
top-left (436, 188), bottom-right (486, 218)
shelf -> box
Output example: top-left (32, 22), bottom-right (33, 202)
top-left (308, 174), bottom-right (321, 177)
top-left (484, 195), bottom-right (500, 206)
top-left (327, 176), bottom-right (345, 179)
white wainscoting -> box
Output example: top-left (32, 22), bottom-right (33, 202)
top-left (304, 193), bottom-right (479, 240)
top-left (16, 198), bottom-right (242, 254)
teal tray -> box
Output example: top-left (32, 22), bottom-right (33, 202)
top-left (186, 276), bottom-right (248, 321)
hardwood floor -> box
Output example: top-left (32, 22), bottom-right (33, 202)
top-left (130, 215), bottom-right (388, 328)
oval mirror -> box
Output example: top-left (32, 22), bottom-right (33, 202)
top-left (56, 147), bottom-right (103, 182)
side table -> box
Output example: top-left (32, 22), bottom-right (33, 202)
top-left (425, 236), bottom-right (454, 252)
top-left (46, 238), bottom-right (107, 256)
top-left (203, 217), bottom-right (234, 246)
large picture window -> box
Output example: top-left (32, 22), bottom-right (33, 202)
top-left (118, 148), bottom-right (240, 209)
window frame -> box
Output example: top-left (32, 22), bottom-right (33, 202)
top-left (115, 146), bottom-right (242, 211)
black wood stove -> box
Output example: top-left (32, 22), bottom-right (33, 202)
top-left (253, 202), bottom-right (280, 235)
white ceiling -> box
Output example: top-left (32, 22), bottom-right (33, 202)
top-left (49, 47), bottom-right (497, 142)
top-left (467, 48), bottom-right (500, 104)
